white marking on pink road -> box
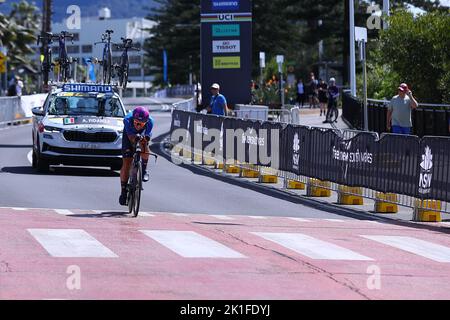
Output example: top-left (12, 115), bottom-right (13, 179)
top-left (362, 235), bottom-right (450, 263)
top-left (253, 232), bottom-right (373, 261)
top-left (54, 209), bottom-right (75, 216)
top-left (28, 229), bottom-right (118, 258)
top-left (288, 217), bottom-right (310, 222)
top-left (322, 219), bottom-right (346, 222)
top-left (140, 230), bottom-right (246, 258)
top-left (210, 215), bottom-right (234, 220)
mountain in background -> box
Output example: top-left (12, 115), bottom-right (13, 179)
top-left (0, 0), bottom-right (159, 21)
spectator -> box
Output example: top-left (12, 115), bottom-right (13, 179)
top-left (7, 76), bottom-right (17, 96)
top-left (296, 79), bottom-right (305, 107)
top-left (16, 78), bottom-right (24, 97)
top-left (387, 83), bottom-right (418, 135)
top-left (207, 83), bottom-right (229, 116)
top-left (308, 72), bottom-right (318, 109)
top-left (318, 78), bottom-right (328, 116)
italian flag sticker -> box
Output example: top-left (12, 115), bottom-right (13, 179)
top-left (64, 118), bottom-right (75, 125)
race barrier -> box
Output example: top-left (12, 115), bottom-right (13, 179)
top-left (170, 109), bottom-right (450, 220)
top-left (0, 94), bottom-right (47, 126)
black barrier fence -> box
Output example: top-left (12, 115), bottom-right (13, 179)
top-left (342, 92), bottom-right (450, 137)
top-left (171, 109), bottom-right (450, 203)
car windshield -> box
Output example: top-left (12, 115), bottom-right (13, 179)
top-left (47, 95), bottom-right (125, 117)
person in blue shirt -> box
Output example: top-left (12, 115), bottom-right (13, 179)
top-left (207, 83), bottom-right (229, 116)
top-left (119, 106), bottom-right (154, 206)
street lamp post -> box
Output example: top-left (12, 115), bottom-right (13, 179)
top-left (349, 0), bottom-right (356, 96)
top-left (276, 55), bottom-right (284, 107)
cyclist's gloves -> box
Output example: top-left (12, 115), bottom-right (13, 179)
top-left (135, 134), bottom-right (143, 141)
top-left (144, 135), bottom-right (151, 142)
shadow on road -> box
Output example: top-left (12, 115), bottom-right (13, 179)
top-left (1, 166), bottom-right (120, 177)
top-left (68, 211), bottom-right (130, 219)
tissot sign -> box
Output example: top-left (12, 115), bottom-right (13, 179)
top-left (201, 0), bottom-right (252, 107)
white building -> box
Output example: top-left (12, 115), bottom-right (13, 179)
top-left (34, 8), bottom-right (156, 96)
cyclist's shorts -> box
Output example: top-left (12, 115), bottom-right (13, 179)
top-left (122, 133), bottom-right (134, 158)
top-left (122, 134), bottom-right (150, 158)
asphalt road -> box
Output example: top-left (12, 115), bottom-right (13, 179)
top-left (0, 107), bottom-right (347, 219)
top-left (2, 101), bottom-right (450, 300)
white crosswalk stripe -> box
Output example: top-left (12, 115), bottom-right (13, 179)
top-left (140, 230), bottom-right (246, 258)
top-left (362, 235), bottom-right (450, 263)
top-left (54, 209), bottom-right (75, 216)
top-left (288, 217), bottom-right (310, 222)
top-left (210, 215), bottom-right (234, 220)
top-left (28, 229), bottom-right (118, 258)
top-left (253, 232), bottom-right (373, 261)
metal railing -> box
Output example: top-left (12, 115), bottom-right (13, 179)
top-left (0, 96), bottom-right (26, 126)
top-left (171, 98), bottom-right (196, 112)
top-left (154, 84), bottom-right (196, 99)
top-left (233, 109), bottom-right (294, 123)
top-left (343, 92), bottom-right (450, 136)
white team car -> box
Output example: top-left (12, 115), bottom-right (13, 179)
top-left (31, 83), bottom-right (127, 172)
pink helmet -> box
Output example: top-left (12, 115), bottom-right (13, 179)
top-left (132, 106), bottom-right (149, 122)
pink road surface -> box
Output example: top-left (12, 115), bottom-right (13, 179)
top-left (1, 208), bottom-right (450, 300)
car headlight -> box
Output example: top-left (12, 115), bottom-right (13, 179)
top-left (44, 125), bottom-right (62, 132)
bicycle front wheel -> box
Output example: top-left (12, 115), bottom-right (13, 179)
top-left (132, 163), bottom-right (142, 217)
top-left (127, 178), bottom-right (134, 214)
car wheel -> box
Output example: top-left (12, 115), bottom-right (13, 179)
top-left (32, 149), bottom-right (37, 169)
top-left (35, 139), bottom-right (49, 173)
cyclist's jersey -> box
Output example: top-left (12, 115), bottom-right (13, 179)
top-left (123, 111), bottom-right (154, 138)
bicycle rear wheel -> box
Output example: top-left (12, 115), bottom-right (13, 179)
top-left (132, 163), bottom-right (142, 217)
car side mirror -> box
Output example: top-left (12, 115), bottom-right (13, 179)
top-left (32, 107), bottom-right (45, 116)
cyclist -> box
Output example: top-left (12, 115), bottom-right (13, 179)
top-left (119, 106), bottom-right (154, 206)
top-left (324, 77), bottom-right (339, 124)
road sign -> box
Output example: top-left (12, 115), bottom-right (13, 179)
top-left (0, 52), bottom-right (6, 73)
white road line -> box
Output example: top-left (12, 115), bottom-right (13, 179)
top-left (28, 229), bottom-right (118, 258)
top-left (210, 215), bottom-right (234, 220)
top-left (440, 222), bottom-right (450, 227)
top-left (54, 209), bottom-right (75, 216)
top-left (140, 230), bottom-right (246, 258)
top-left (139, 212), bottom-right (155, 217)
top-left (169, 213), bottom-right (189, 217)
top-left (323, 219), bottom-right (346, 222)
top-left (362, 235), bottom-right (450, 263)
top-left (12, 207), bottom-right (28, 211)
top-left (27, 150), bottom-right (33, 164)
top-left (253, 232), bottom-right (373, 261)
top-left (248, 216), bottom-right (267, 219)
top-left (288, 217), bottom-right (310, 222)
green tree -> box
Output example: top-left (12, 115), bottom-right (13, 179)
top-left (143, 0), bottom-right (200, 87)
top-left (0, 1), bottom-right (40, 71)
top-left (377, 9), bottom-right (450, 103)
